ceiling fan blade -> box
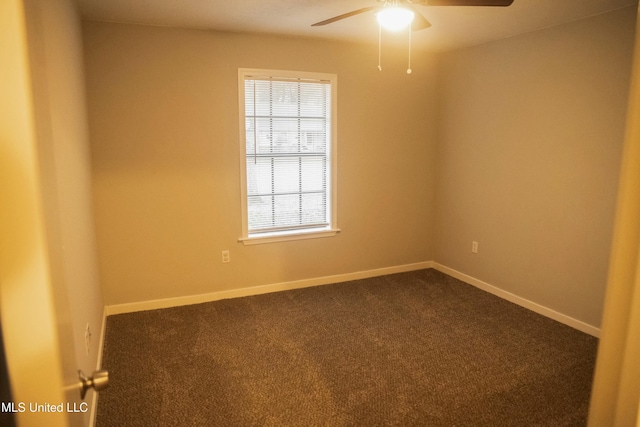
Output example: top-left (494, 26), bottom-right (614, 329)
top-left (407, 5), bottom-right (432, 31)
top-left (413, 0), bottom-right (514, 6)
top-left (311, 6), bottom-right (380, 26)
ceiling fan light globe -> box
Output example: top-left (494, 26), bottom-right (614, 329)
top-left (376, 7), bottom-right (415, 32)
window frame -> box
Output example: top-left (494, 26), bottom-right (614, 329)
top-left (237, 68), bottom-right (339, 245)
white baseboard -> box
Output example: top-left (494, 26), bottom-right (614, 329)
top-left (432, 263), bottom-right (600, 337)
top-left (105, 261), bottom-right (435, 316)
top-left (104, 260), bottom-right (599, 338)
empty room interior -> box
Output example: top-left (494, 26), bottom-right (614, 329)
top-left (2, 0), bottom-right (640, 426)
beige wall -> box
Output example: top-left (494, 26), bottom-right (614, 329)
top-left (32, 0), bottom-right (104, 376)
top-left (83, 7), bottom-right (636, 330)
top-left (434, 6), bottom-right (637, 328)
top-left (24, 0), bottom-right (104, 422)
top-left (82, 23), bottom-right (438, 306)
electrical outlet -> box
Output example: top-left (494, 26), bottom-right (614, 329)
top-left (222, 250), bottom-right (230, 263)
top-left (472, 241), bottom-right (479, 254)
top-left (84, 323), bottom-right (92, 356)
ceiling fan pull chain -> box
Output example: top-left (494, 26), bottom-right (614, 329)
top-left (407, 23), bottom-right (412, 74)
top-left (378, 22), bottom-right (382, 71)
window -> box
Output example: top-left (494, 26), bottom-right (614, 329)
top-left (238, 69), bottom-right (339, 244)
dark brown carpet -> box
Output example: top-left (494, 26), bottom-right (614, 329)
top-left (96, 269), bottom-right (598, 426)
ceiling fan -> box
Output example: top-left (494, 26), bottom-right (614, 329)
top-left (312, 0), bottom-right (514, 73)
top-left (312, 0), bottom-right (515, 32)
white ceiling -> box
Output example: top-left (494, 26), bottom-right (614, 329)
top-left (76, 0), bottom-right (638, 52)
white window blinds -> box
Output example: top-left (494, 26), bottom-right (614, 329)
top-left (241, 71), bottom-right (335, 238)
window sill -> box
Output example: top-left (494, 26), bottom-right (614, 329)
top-left (239, 228), bottom-right (340, 246)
